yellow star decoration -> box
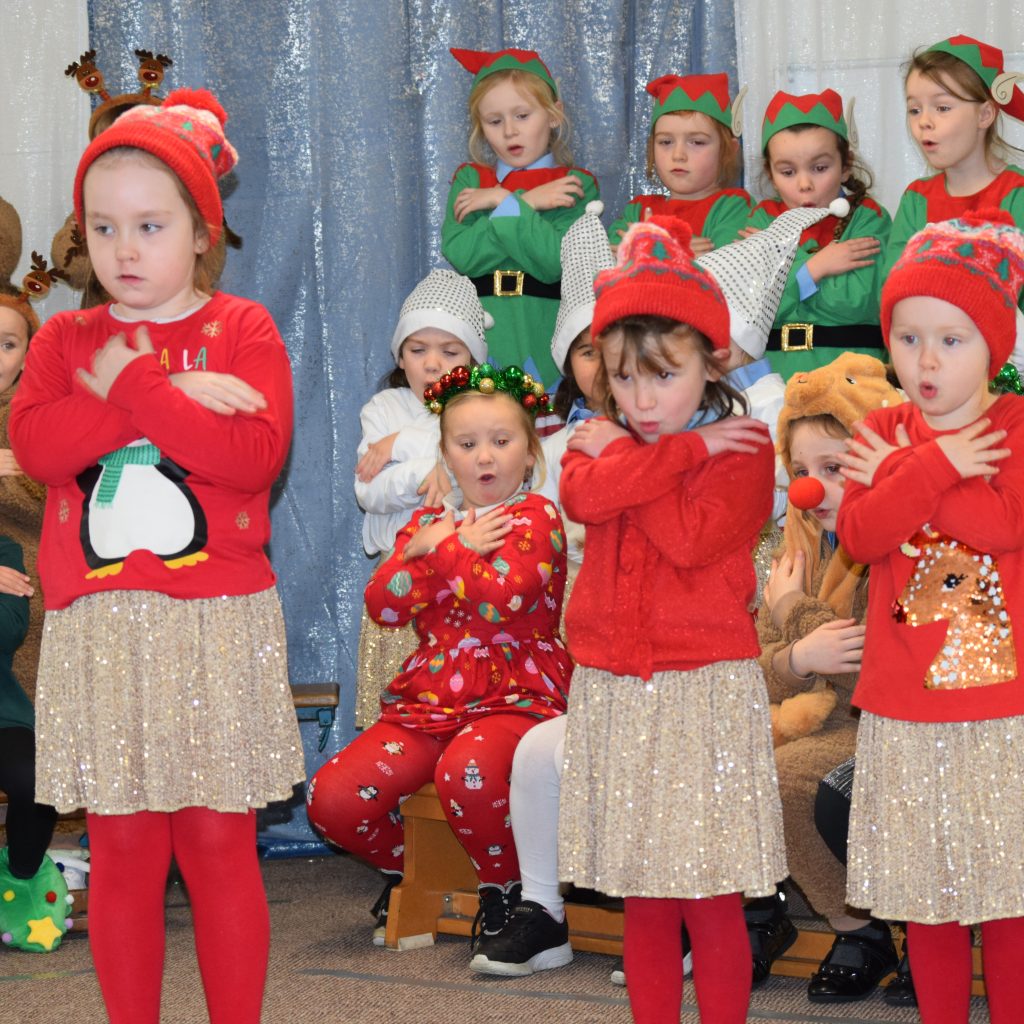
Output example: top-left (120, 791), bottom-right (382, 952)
top-left (201, 320), bottom-right (223, 338)
top-left (26, 915), bottom-right (63, 951)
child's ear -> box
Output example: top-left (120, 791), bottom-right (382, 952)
top-left (550, 98), bottom-right (565, 131)
top-left (194, 231), bottom-right (211, 256)
top-left (978, 99), bottom-right (996, 131)
top-left (708, 347), bottom-right (730, 381)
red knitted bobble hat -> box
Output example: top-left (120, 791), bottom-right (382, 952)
top-left (73, 88), bottom-right (238, 246)
top-left (880, 209), bottom-right (1024, 375)
top-left (591, 217), bottom-right (730, 349)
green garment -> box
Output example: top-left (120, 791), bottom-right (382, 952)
top-left (441, 163), bottom-right (600, 388)
top-left (606, 190), bottom-right (752, 250)
top-left (0, 535), bottom-right (31, 730)
top-left (747, 200), bottom-right (892, 379)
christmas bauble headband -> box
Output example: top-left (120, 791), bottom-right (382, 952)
top-left (0, 253), bottom-right (67, 336)
top-left (424, 363), bottom-right (551, 417)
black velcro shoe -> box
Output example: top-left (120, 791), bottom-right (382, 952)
top-left (807, 927), bottom-right (898, 1003)
top-left (883, 951), bottom-right (917, 1007)
top-left (747, 898), bottom-right (797, 987)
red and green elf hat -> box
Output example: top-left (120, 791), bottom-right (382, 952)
top-left (450, 48), bottom-right (557, 98)
top-left (925, 34), bottom-right (1024, 122)
top-left (761, 88), bottom-right (848, 151)
top-left (646, 73), bottom-right (738, 132)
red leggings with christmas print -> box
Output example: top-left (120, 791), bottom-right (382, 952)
top-left (307, 715), bottom-right (538, 884)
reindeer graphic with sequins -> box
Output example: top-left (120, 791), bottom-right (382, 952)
top-left (894, 527), bottom-right (1015, 690)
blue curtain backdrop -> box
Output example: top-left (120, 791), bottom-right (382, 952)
top-left (86, 1), bottom-right (736, 752)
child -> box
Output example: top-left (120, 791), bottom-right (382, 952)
top-left (9, 91), bottom-right (305, 1022)
top-left (607, 74), bottom-right (750, 252)
top-left (751, 353), bottom-right (902, 1002)
top-left (307, 364), bottom-right (572, 953)
top-left (838, 211), bottom-right (1024, 1023)
top-left (351, 269), bottom-right (491, 728)
top-left (442, 47), bottom-right (600, 389)
top-left (884, 35), bottom-right (1024, 288)
top-left (557, 217), bottom-right (786, 1023)
top-left (750, 89), bottom-right (891, 379)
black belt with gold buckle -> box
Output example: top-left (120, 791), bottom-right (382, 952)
top-left (471, 270), bottom-right (561, 300)
top-left (767, 323), bottom-right (884, 352)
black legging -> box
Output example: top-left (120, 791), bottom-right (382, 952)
top-left (814, 755), bottom-right (855, 867)
top-left (0, 726), bottom-right (57, 878)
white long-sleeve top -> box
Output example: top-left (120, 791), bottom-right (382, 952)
top-left (354, 387), bottom-right (443, 556)
top-left (538, 421), bottom-right (586, 566)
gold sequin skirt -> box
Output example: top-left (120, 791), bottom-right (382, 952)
top-left (847, 711), bottom-right (1024, 924)
top-left (353, 606), bottom-right (417, 729)
top-left (33, 588), bottom-right (305, 815)
top-left (558, 660), bottom-right (787, 899)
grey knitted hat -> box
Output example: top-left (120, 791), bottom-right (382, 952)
top-left (391, 269), bottom-right (493, 363)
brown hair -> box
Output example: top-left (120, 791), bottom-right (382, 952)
top-left (552, 330), bottom-right (591, 419)
top-left (646, 110), bottom-right (740, 187)
top-left (594, 314), bottom-right (746, 424)
top-left (763, 125), bottom-right (873, 241)
top-left (785, 412), bottom-right (850, 452)
top-left (904, 47), bottom-right (1014, 169)
top-left (82, 147), bottom-right (217, 293)
top-left (468, 70), bottom-right (572, 166)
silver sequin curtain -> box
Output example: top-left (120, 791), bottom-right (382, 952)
top-left (87, 0), bottom-right (737, 749)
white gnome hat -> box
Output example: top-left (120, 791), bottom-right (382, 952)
top-left (550, 200), bottom-right (614, 373)
top-left (391, 269), bottom-right (493, 363)
top-left (696, 198), bottom-right (850, 359)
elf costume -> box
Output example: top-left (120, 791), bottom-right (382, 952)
top-left (442, 48), bottom-right (599, 389)
top-left (750, 89), bottom-right (891, 379)
top-left (608, 74), bottom-right (752, 250)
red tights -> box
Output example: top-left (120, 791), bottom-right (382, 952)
top-left (623, 894), bottom-right (750, 1024)
top-left (908, 917), bottom-right (1024, 1023)
top-left (307, 716), bottom-right (535, 884)
top-left (87, 808), bottom-right (268, 1024)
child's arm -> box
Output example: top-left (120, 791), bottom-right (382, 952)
top-left (606, 198), bottom-right (644, 245)
top-left (880, 185), bottom-right (924, 284)
top-left (9, 318), bottom-right (141, 485)
top-left (442, 164), bottom-right (600, 281)
top-left (355, 457), bottom-right (443, 515)
top-left (0, 537), bottom-right (30, 655)
top-left (701, 191), bottom-right (754, 249)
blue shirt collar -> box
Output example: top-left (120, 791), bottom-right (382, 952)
top-left (724, 357), bottom-right (774, 393)
top-left (566, 397), bottom-right (598, 427)
top-left (496, 151), bottom-right (556, 183)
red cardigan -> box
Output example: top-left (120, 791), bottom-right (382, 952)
top-left (560, 427), bottom-right (772, 679)
top-left (9, 293), bottom-right (292, 610)
top-left (838, 396), bottom-right (1024, 722)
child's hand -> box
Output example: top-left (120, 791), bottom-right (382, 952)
top-left (935, 418), bottom-right (1011, 480)
top-left (567, 419), bottom-right (630, 458)
top-left (402, 509), bottom-right (457, 561)
top-left (456, 506), bottom-right (513, 556)
top-left (453, 186), bottom-right (511, 223)
top-left (789, 619), bottom-right (865, 677)
top-left (0, 565), bottom-right (33, 598)
top-left (417, 463), bottom-right (452, 507)
top-left (737, 226), bottom-right (761, 239)
top-left (77, 325), bottom-right (155, 400)
top-left (689, 235), bottom-right (714, 256)
top-left (0, 448), bottom-right (22, 477)
top-left (838, 421), bottom-right (910, 487)
top-left (521, 174), bottom-right (584, 212)
top-left (764, 549), bottom-right (806, 615)
top-left (694, 416), bottom-right (771, 457)
top-left (356, 433), bottom-right (398, 482)
top-left (805, 237), bottom-right (881, 281)
top-left (169, 371), bottom-right (267, 416)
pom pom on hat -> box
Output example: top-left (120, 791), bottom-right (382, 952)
top-left (391, 269), bottom-right (491, 365)
top-left (881, 209), bottom-right (1024, 376)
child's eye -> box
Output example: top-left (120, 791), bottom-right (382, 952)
top-left (825, 464), bottom-right (841, 475)
top-left (937, 104), bottom-right (952, 113)
top-left (776, 168), bottom-right (794, 177)
top-left (689, 138), bottom-right (707, 147)
top-left (657, 370), bottom-right (674, 381)
top-left (793, 468), bottom-right (808, 478)
top-left (906, 105), bottom-right (921, 116)
top-left (142, 223), bottom-right (161, 233)
top-left (91, 223), bottom-right (113, 236)
top-left (943, 335), bottom-right (961, 346)
top-left (813, 163), bottom-right (831, 174)
top-left (460, 441), bottom-right (474, 450)
top-left (495, 438), bottom-right (509, 447)
top-left (656, 137), bottom-right (673, 147)
top-left (613, 372), bottom-right (631, 382)
top-left (898, 333), bottom-right (918, 346)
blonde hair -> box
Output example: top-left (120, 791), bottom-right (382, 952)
top-left (646, 110), bottom-right (740, 187)
top-left (468, 70), bottom-right (572, 166)
top-left (439, 390), bottom-right (546, 491)
top-left (83, 147), bottom-right (217, 293)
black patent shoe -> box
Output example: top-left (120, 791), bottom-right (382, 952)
top-left (883, 952), bottom-right (917, 1007)
top-left (747, 905), bottom-right (797, 986)
top-left (807, 928), bottom-right (899, 1003)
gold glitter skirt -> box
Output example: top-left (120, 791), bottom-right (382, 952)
top-left (34, 588), bottom-right (305, 815)
top-left (847, 711), bottom-right (1024, 924)
top-left (558, 660), bottom-right (787, 899)
top-left (353, 605), bottom-right (417, 729)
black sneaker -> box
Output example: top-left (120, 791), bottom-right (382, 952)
top-left (470, 900), bottom-right (573, 976)
top-left (371, 871), bottom-right (402, 946)
top-left (746, 893), bottom-right (797, 987)
top-left (470, 881), bottom-right (522, 953)
top-left (609, 925), bottom-right (692, 986)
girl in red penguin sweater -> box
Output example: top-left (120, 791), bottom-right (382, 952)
top-left (556, 217), bottom-right (786, 1024)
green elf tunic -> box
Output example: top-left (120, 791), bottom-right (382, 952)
top-left (607, 189), bottom-right (752, 249)
top-left (747, 197), bottom-right (892, 379)
top-left (441, 155), bottom-right (600, 389)
top-left (0, 535), bottom-right (31, 731)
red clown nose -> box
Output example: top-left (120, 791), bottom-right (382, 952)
top-left (789, 476), bottom-right (825, 510)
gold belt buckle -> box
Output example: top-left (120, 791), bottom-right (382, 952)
top-left (493, 270), bottom-right (525, 297)
top-left (781, 323), bottom-right (814, 351)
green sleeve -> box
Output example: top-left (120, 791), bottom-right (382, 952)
top-left (607, 199), bottom-right (642, 245)
top-left (881, 187), bottom-right (926, 284)
top-left (999, 185), bottom-right (1024, 313)
top-left (746, 204), bottom-right (775, 230)
top-left (773, 203), bottom-right (892, 326)
top-left (0, 537), bottom-right (28, 656)
top-left (702, 193), bottom-right (753, 249)
top-left (441, 164), bottom-right (601, 282)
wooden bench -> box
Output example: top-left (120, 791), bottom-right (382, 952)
top-left (385, 783), bottom-right (986, 993)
